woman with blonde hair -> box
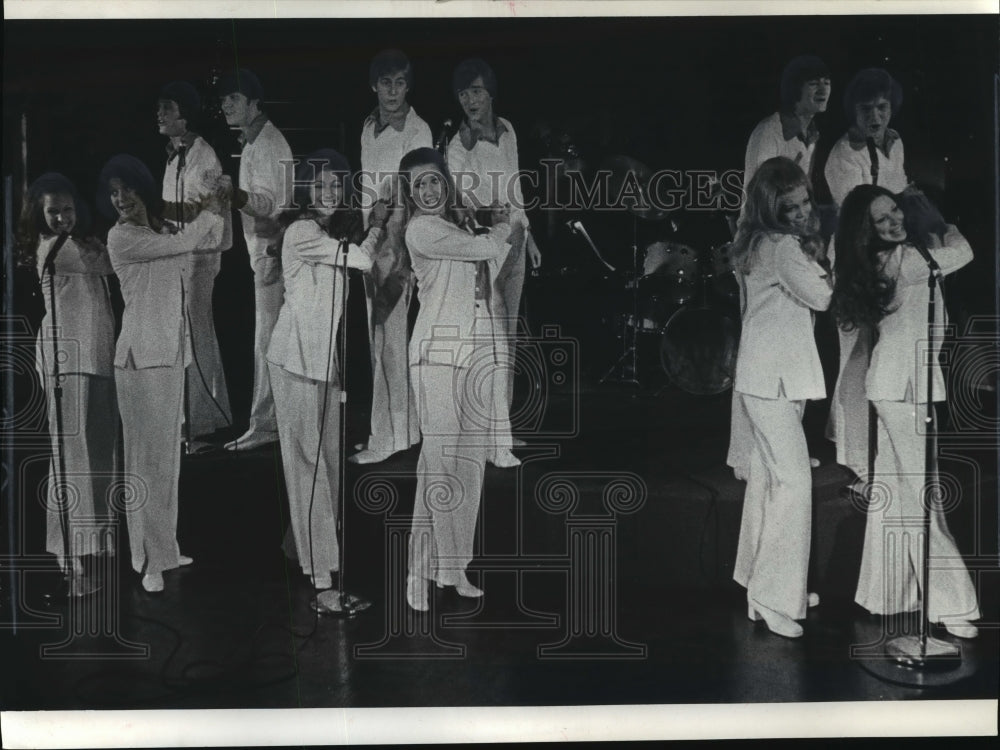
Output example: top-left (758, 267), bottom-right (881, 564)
top-left (730, 156), bottom-right (832, 638)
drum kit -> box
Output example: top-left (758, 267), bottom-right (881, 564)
top-left (563, 153), bottom-right (742, 395)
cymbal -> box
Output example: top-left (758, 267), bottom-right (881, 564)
top-left (601, 155), bottom-right (672, 221)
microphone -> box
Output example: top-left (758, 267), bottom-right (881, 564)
top-left (435, 119), bottom-right (453, 153)
top-left (568, 220), bottom-right (615, 272)
top-left (912, 242), bottom-right (943, 280)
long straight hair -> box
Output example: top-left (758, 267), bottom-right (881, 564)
top-left (731, 156), bottom-right (823, 275)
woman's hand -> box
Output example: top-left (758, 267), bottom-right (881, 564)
top-left (940, 223), bottom-right (963, 248)
top-left (490, 202), bottom-right (511, 226)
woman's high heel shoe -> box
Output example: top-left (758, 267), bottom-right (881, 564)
top-left (939, 619), bottom-right (979, 639)
top-left (748, 600), bottom-right (803, 638)
top-left (454, 573), bottom-right (483, 599)
top-left (433, 574), bottom-right (484, 598)
top-left (406, 576), bottom-right (429, 612)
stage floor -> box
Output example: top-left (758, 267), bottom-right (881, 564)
top-left (3, 358), bottom-right (997, 711)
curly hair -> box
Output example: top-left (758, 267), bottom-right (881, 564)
top-left (843, 67), bottom-right (903, 120)
top-left (829, 184), bottom-right (901, 331)
top-left (15, 172), bottom-right (92, 268)
top-left (731, 156), bottom-right (824, 275)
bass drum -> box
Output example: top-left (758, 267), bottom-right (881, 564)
top-left (659, 305), bottom-right (740, 395)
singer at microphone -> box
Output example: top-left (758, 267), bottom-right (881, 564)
top-left (264, 148), bottom-right (382, 612)
top-left (157, 80), bottom-right (234, 443)
top-left (828, 184), bottom-right (981, 639)
top-left (435, 119), bottom-right (454, 154)
top-left (19, 172), bottom-right (117, 597)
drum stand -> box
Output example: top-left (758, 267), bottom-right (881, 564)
top-left (600, 217), bottom-right (642, 387)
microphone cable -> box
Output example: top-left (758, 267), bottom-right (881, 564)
top-left (296, 228), bottom-right (351, 630)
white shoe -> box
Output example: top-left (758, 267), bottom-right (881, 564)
top-left (224, 431), bottom-right (278, 451)
top-left (808, 592), bottom-right (820, 608)
top-left (348, 448), bottom-right (393, 465)
top-left (455, 573), bottom-right (484, 598)
top-left (488, 449), bottom-right (521, 468)
top-left (142, 572), bottom-right (164, 593)
top-left (748, 600), bottom-right (803, 638)
top-left (940, 619), bottom-right (979, 639)
top-left (809, 457), bottom-right (821, 468)
top-left (179, 555), bottom-right (194, 567)
top-left (406, 576), bottom-right (429, 612)
top-left (512, 437), bottom-right (527, 448)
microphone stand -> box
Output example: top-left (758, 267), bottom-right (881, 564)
top-left (600, 213), bottom-right (641, 388)
top-left (313, 237), bottom-right (371, 617)
top-left (43, 233), bottom-right (79, 598)
top-left (884, 256), bottom-right (959, 668)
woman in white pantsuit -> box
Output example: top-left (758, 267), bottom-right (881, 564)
top-left (265, 150), bottom-right (383, 610)
top-left (731, 157), bottom-right (833, 639)
top-left (831, 185), bottom-right (980, 639)
top-left (399, 147), bottom-right (514, 611)
top-left (99, 154), bottom-right (223, 593)
top-left (19, 173), bottom-right (118, 596)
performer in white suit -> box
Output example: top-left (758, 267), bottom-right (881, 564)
top-left (730, 157), bottom-right (832, 639)
top-left (446, 58), bottom-right (541, 469)
top-left (730, 55), bottom-right (831, 481)
top-left (266, 149), bottom-right (386, 609)
top-left (157, 81), bottom-right (232, 443)
top-left (399, 148), bottom-right (516, 611)
top-left (99, 154), bottom-right (223, 593)
top-left (19, 173), bottom-right (117, 596)
top-left (824, 69), bottom-right (909, 484)
top-left (831, 185), bottom-right (980, 639)
top-left (743, 55), bottom-right (831, 185)
top-left (215, 68), bottom-right (294, 452)
top-left (350, 49), bottom-right (431, 465)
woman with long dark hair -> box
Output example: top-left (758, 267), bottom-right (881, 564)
top-left (99, 154), bottom-right (223, 593)
top-left (830, 185), bottom-right (980, 638)
top-left (18, 173), bottom-right (117, 595)
top-left (265, 149), bottom-right (384, 609)
top-left (398, 147), bottom-right (516, 611)
top-left (730, 156), bottom-right (832, 638)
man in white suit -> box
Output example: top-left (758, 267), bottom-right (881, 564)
top-left (215, 68), bottom-right (293, 451)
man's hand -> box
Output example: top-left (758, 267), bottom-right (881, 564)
top-left (369, 200), bottom-right (390, 230)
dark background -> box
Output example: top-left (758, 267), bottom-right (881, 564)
top-left (2, 14), bottom-right (999, 719)
top-left (3, 13), bottom-right (998, 424)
